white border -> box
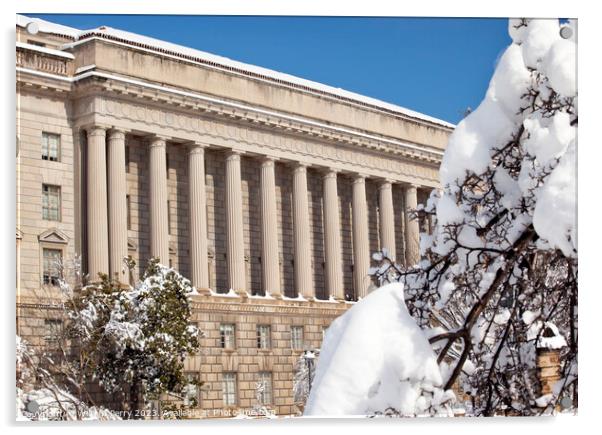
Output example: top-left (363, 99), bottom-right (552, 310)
top-left (4, 2), bottom-right (598, 435)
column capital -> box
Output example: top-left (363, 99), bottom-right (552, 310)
top-left (378, 179), bottom-right (394, 189)
top-left (321, 168), bottom-right (339, 180)
top-left (85, 125), bottom-right (107, 138)
top-left (148, 135), bottom-right (167, 148)
top-left (225, 149), bottom-right (245, 161)
top-left (403, 182), bottom-right (421, 190)
top-left (227, 148), bottom-right (245, 155)
top-left (187, 142), bottom-right (209, 156)
top-left (187, 141), bottom-right (210, 151)
top-left (260, 156), bottom-right (278, 167)
top-left (351, 172), bottom-right (368, 181)
top-left (107, 128), bottom-right (127, 140)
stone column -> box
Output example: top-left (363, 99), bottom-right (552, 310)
top-left (352, 175), bottom-right (370, 299)
top-left (149, 136), bottom-right (169, 264)
top-left (292, 164), bottom-right (314, 300)
top-left (378, 180), bottom-right (396, 261)
top-left (107, 129), bottom-right (128, 283)
top-left (323, 170), bottom-right (344, 301)
top-left (188, 143), bottom-right (210, 294)
top-left (86, 126), bottom-right (109, 280)
top-left (404, 184), bottom-right (420, 266)
top-left (225, 150), bottom-right (246, 294)
top-left (260, 157), bottom-right (282, 298)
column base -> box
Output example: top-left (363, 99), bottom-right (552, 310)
top-left (195, 287), bottom-right (212, 296)
top-left (234, 289), bottom-right (249, 298)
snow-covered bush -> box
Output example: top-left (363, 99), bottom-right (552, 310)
top-left (374, 19), bottom-right (577, 416)
top-left (16, 335), bottom-right (120, 421)
top-left (68, 258), bottom-right (201, 412)
top-left (304, 283), bottom-right (455, 416)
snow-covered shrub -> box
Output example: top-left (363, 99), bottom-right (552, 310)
top-left (16, 335), bottom-right (120, 421)
top-left (67, 258), bottom-right (201, 413)
top-left (382, 19), bottom-right (577, 416)
top-left (304, 283), bottom-right (455, 416)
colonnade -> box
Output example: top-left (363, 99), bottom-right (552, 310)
top-left (85, 127), bottom-right (422, 300)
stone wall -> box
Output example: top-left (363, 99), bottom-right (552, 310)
top-left (17, 92), bottom-right (76, 301)
top-left (16, 296), bottom-right (350, 417)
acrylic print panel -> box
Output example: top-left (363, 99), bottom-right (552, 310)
top-left (15, 13), bottom-right (577, 420)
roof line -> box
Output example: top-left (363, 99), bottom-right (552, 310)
top-left (71, 31), bottom-right (455, 130)
top-left (17, 14), bottom-right (456, 130)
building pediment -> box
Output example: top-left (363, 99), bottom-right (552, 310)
top-left (38, 228), bottom-right (69, 244)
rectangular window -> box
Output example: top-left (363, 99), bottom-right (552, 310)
top-left (126, 195), bottom-right (132, 230)
top-left (220, 323), bottom-right (236, 349)
top-left (125, 144), bottom-right (130, 173)
top-left (222, 372), bottom-right (237, 406)
top-left (257, 325), bottom-right (271, 349)
top-left (43, 318), bottom-right (63, 347)
top-left (42, 184), bottom-right (61, 221)
top-left (291, 325), bottom-right (304, 349)
top-left (42, 132), bottom-right (60, 162)
top-left (257, 372), bottom-right (273, 405)
top-left (42, 248), bottom-right (62, 286)
top-left (166, 152), bottom-right (170, 178)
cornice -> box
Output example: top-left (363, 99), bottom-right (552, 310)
top-left (83, 71), bottom-right (444, 164)
top-left (17, 65), bottom-right (444, 166)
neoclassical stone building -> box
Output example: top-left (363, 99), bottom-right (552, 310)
top-left (16, 15), bottom-right (453, 416)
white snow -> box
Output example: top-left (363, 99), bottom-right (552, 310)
top-left (440, 44), bottom-right (530, 187)
top-left (16, 41), bottom-right (75, 59)
top-left (304, 282), bottom-right (453, 416)
top-left (17, 387), bottom-right (121, 421)
top-left (16, 14), bottom-right (81, 38)
top-left (436, 18), bottom-right (577, 259)
top-left (526, 321), bottom-right (568, 350)
top-left (16, 14), bottom-right (454, 129)
top-left (209, 288), bottom-right (240, 298)
top-left (541, 39), bottom-right (577, 97)
top-left (535, 393), bottom-right (554, 408)
top-left (532, 140), bottom-right (577, 258)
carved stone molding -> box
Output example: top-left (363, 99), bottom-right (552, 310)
top-left (190, 298), bottom-right (349, 317)
top-left (73, 94), bottom-right (441, 186)
top-left (38, 228), bottom-right (69, 245)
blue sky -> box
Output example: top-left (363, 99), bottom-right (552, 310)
top-left (28, 14), bottom-right (512, 125)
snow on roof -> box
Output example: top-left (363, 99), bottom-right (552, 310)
top-left (17, 14), bottom-right (455, 129)
top-left (16, 14), bottom-right (81, 38)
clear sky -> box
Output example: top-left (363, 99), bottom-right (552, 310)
top-left (27, 14), bottom-right (512, 125)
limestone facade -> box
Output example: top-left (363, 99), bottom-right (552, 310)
top-left (16, 16), bottom-right (452, 416)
